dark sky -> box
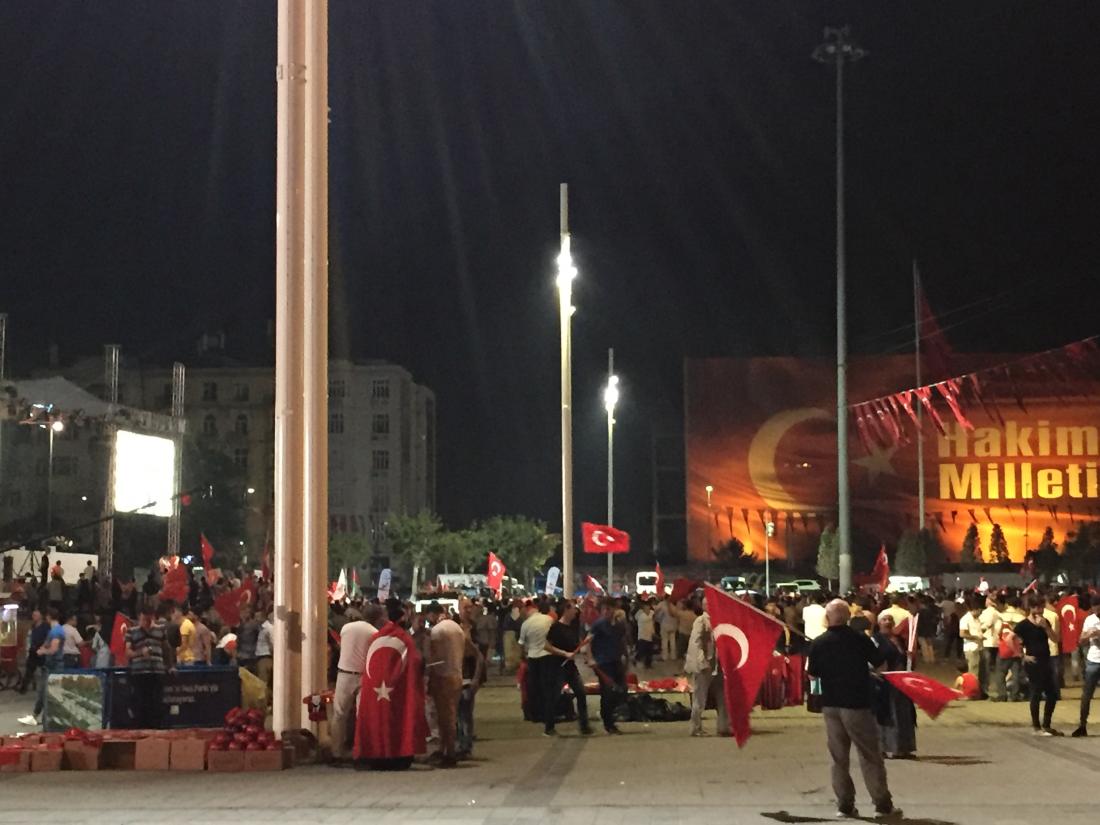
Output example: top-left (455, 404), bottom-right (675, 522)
top-left (3, 3), bottom-right (1100, 559)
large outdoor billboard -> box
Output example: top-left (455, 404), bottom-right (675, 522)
top-left (113, 430), bottom-right (176, 518)
top-left (684, 356), bottom-right (1100, 566)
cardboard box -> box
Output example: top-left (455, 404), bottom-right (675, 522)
top-left (134, 737), bottom-right (171, 771)
top-left (3, 734), bottom-right (40, 747)
top-left (206, 748), bottom-right (244, 773)
top-left (100, 740), bottom-right (136, 770)
top-left (63, 740), bottom-right (102, 771)
top-left (243, 748), bottom-right (286, 772)
top-left (0, 749), bottom-right (31, 773)
top-left (30, 748), bottom-right (64, 772)
top-left (169, 737), bottom-right (208, 771)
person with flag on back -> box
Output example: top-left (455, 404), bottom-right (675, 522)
top-left (807, 598), bottom-right (901, 820)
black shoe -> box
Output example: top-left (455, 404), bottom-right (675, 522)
top-left (579, 726), bottom-right (594, 735)
top-left (605, 726), bottom-right (622, 735)
top-left (1071, 726), bottom-right (1087, 738)
top-left (542, 729), bottom-right (558, 737)
top-left (874, 806), bottom-right (903, 820)
top-left (1043, 727), bottom-right (1064, 737)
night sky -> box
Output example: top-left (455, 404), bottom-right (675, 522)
top-left (3, 3), bottom-right (1100, 559)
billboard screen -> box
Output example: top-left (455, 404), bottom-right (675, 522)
top-left (113, 430), bottom-right (176, 518)
top-left (685, 356), bottom-right (1100, 565)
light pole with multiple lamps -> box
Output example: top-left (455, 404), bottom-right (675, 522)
top-left (813, 25), bottom-right (864, 594)
top-left (764, 519), bottom-right (775, 595)
top-left (603, 349), bottom-right (619, 591)
top-left (46, 419), bottom-right (64, 536)
top-left (557, 184), bottom-right (577, 598)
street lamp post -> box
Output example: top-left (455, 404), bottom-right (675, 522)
top-left (765, 520), bottom-right (776, 595)
top-left (813, 25), bottom-right (864, 594)
top-left (603, 349), bottom-right (619, 592)
top-left (557, 184), bottom-right (577, 598)
top-left (705, 484), bottom-right (714, 550)
top-left (46, 419), bottom-right (64, 536)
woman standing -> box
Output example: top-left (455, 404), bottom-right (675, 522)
top-left (872, 613), bottom-right (917, 759)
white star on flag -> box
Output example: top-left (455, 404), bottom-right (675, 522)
top-left (374, 682), bottom-right (393, 702)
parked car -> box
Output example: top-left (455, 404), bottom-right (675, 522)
top-left (774, 579), bottom-right (821, 593)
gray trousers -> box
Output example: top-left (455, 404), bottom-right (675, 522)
top-left (823, 707), bottom-right (892, 812)
top-left (690, 669), bottom-right (729, 735)
top-left (330, 671), bottom-right (361, 759)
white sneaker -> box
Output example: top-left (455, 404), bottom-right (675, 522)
top-left (17, 715), bottom-right (38, 726)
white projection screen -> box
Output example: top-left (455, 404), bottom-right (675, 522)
top-left (113, 430), bottom-right (176, 517)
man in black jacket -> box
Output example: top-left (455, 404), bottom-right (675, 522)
top-left (808, 599), bottom-right (901, 820)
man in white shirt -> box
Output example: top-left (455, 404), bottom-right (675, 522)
top-left (655, 597), bottom-right (678, 662)
top-left (979, 595), bottom-right (1003, 699)
top-left (1072, 599), bottom-right (1100, 737)
top-left (634, 600), bottom-right (656, 668)
top-left (61, 614), bottom-right (83, 669)
top-left (518, 600), bottom-right (554, 726)
top-left (330, 604), bottom-right (383, 760)
top-left (958, 598), bottom-right (984, 688)
top-left (802, 593), bottom-right (828, 640)
top-left (428, 603), bottom-right (468, 765)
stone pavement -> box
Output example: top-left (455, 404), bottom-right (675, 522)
top-left (1, 673), bottom-right (1098, 824)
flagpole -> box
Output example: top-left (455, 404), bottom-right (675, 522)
top-left (604, 348), bottom-right (619, 594)
top-left (914, 260), bottom-right (926, 532)
top-left (558, 184), bottom-right (576, 599)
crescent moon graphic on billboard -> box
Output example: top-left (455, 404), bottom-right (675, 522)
top-left (365, 636), bottom-right (408, 679)
top-left (712, 623), bottom-right (749, 669)
top-left (747, 407), bottom-right (831, 510)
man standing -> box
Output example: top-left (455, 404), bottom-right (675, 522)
top-left (541, 600), bottom-right (592, 736)
top-left (125, 605), bottom-right (171, 729)
top-left (807, 599), bottom-right (900, 820)
top-left (236, 606), bottom-right (261, 674)
top-left (427, 602), bottom-right (466, 767)
top-left (588, 600), bottom-right (625, 735)
top-left (1015, 595), bottom-right (1062, 735)
top-left (18, 610), bottom-right (47, 695)
top-left (254, 610), bottom-right (274, 687)
top-left (18, 608), bottom-right (64, 727)
top-left (1072, 596), bottom-right (1100, 737)
top-left (330, 604), bottom-right (382, 761)
top-left (472, 601), bottom-right (498, 670)
top-left (61, 613), bottom-right (83, 669)
top-left (958, 598), bottom-right (984, 691)
top-left (174, 604), bottom-right (196, 666)
top-left (685, 600), bottom-right (728, 737)
top-left (633, 599), bottom-right (656, 668)
top-left (803, 592), bottom-right (828, 641)
top-left (979, 595), bottom-right (1003, 700)
top-left (655, 597), bottom-right (678, 663)
top-left (518, 600), bottom-right (554, 725)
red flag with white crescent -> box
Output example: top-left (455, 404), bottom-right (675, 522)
top-left (1058, 595), bottom-right (1082, 653)
top-left (882, 671), bottom-right (960, 719)
top-left (110, 613), bottom-right (133, 666)
top-left (355, 621), bottom-right (428, 760)
top-left (585, 574), bottom-right (605, 595)
top-left (158, 561), bottom-right (190, 606)
top-left (870, 545), bottom-right (890, 591)
top-left (487, 552), bottom-right (506, 595)
top-left (200, 533), bottom-right (216, 584)
top-left (214, 576), bottom-right (256, 627)
top-left (703, 584), bottom-right (783, 747)
top-left (654, 563), bottom-right (664, 596)
top-left (581, 522), bottom-right (631, 554)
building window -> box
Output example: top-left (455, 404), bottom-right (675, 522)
top-left (371, 379), bottom-right (390, 401)
top-left (371, 414), bottom-right (389, 436)
top-left (372, 450), bottom-right (390, 472)
top-left (54, 457), bottom-right (78, 476)
top-left (202, 414), bottom-right (218, 435)
top-left (329, 412), bottom-right (344, 434)
top-left (329, 379), bottom-right (346, 399)
top-left (371, 486), bottom-right (390, 514)
top-left (235, 414), bottom-right (249, 435)
top-left (233, 448), bottom-right (249, 470)
top-left (202, 382), bottom-right (218, 401)
top-left (234, 383), bottom-right (250, 402)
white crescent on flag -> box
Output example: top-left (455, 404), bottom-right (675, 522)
top-left (490, 561), bottom-right (503, 577)
top-left (365, 636), bottom-right (409, 679)
top-left (591, 531), bottom-right (611, 548)
top-left (899, 674), bottom-right (939, 696)
top-left (1062, 603), bottom-right (1077, 631)
top-left (713, 623), bottom-right (750, 669)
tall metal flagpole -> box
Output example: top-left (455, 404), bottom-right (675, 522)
top-left (274, 0), bottom-right (328, 734)
top-left (558, 184), bottom-right (576, 599)
top-left (814, 26), bottom-right (864, 594)
top-left (913, 261), bottom-right (926, 531)
top-left (605, 348), bottom-right (617, 591)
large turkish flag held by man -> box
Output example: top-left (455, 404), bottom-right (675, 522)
top-left (355, 621), bottom-right (428, 760)
top-left (110, 613), bottom-right (133, 666)
top-left (882, 671), bottom-right (960, 719)
top-left (214, 577), bottom-right (256, 627)
top-left (703, 584), bottom-right (783, 747)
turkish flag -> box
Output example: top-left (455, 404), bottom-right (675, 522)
top-left (669, 578), bottom-right (702, 603)
top-left (703, 584), bottom-right (783, 747)
top-left (214, 577), bottom-right (256, 627)
top-left (487, 552), bottom-right (506, 595)
top-left (585, 574), bottom-right (605, 595)
top-left (581, 522), bottom-right (631, 554)
top-left (354, 621), bottom-right (428, 760)
top-left (1058, 595), bottom-right (1083, 653)
top-left (654, 563), bottom-right (665, 597)
top-left (200, 534), bottom-right (219, 585)
top-left (158, 561), bottom-right (190, 606)
top-left (110, 613), bottom-right (133, 667)
top-left (870, 545), bottom-right (890, 591)
top-left (882, 671), bottom-right (960, 719)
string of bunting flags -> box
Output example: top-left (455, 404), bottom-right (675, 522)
top-left (849, 335), bottom-right (1100, 455)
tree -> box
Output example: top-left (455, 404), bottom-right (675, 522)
top-left (1031, 526), bottom-right (1061, 582)
top-left (387, 511), bottom-right (444, 594)
top-left (711, 536), bottom-right (753, 567)
top-left (959, 523), bottom-right (982, 570)
top-left (468, 516), bottom-right (559, 591)
top-left (896, 528), bottom-right (938, 576)
top-left (328, 532), bottom-right (372, 581)
top-left (988, 523), bottom-right (1010, 565)
top-left (1060, 523), bottom-right (1100, 584)
top-left (179, 439), bottom-right (246, 570)
top-left (815, 527), bottom-right (839, 584)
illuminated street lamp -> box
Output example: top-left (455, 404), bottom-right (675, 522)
top-left (765, 520), bottom-right (776, 595)
top-left (705, 485), bottom-right (714, 549)
top-left (45, 419), bottom-right (65, 535)
top-left (557, 184), bottom-right (577, 598)
top-left (603, 351), bottom-right (619, 591)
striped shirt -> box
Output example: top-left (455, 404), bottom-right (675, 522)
top-left (127, 624), bottom-right (167, 673)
